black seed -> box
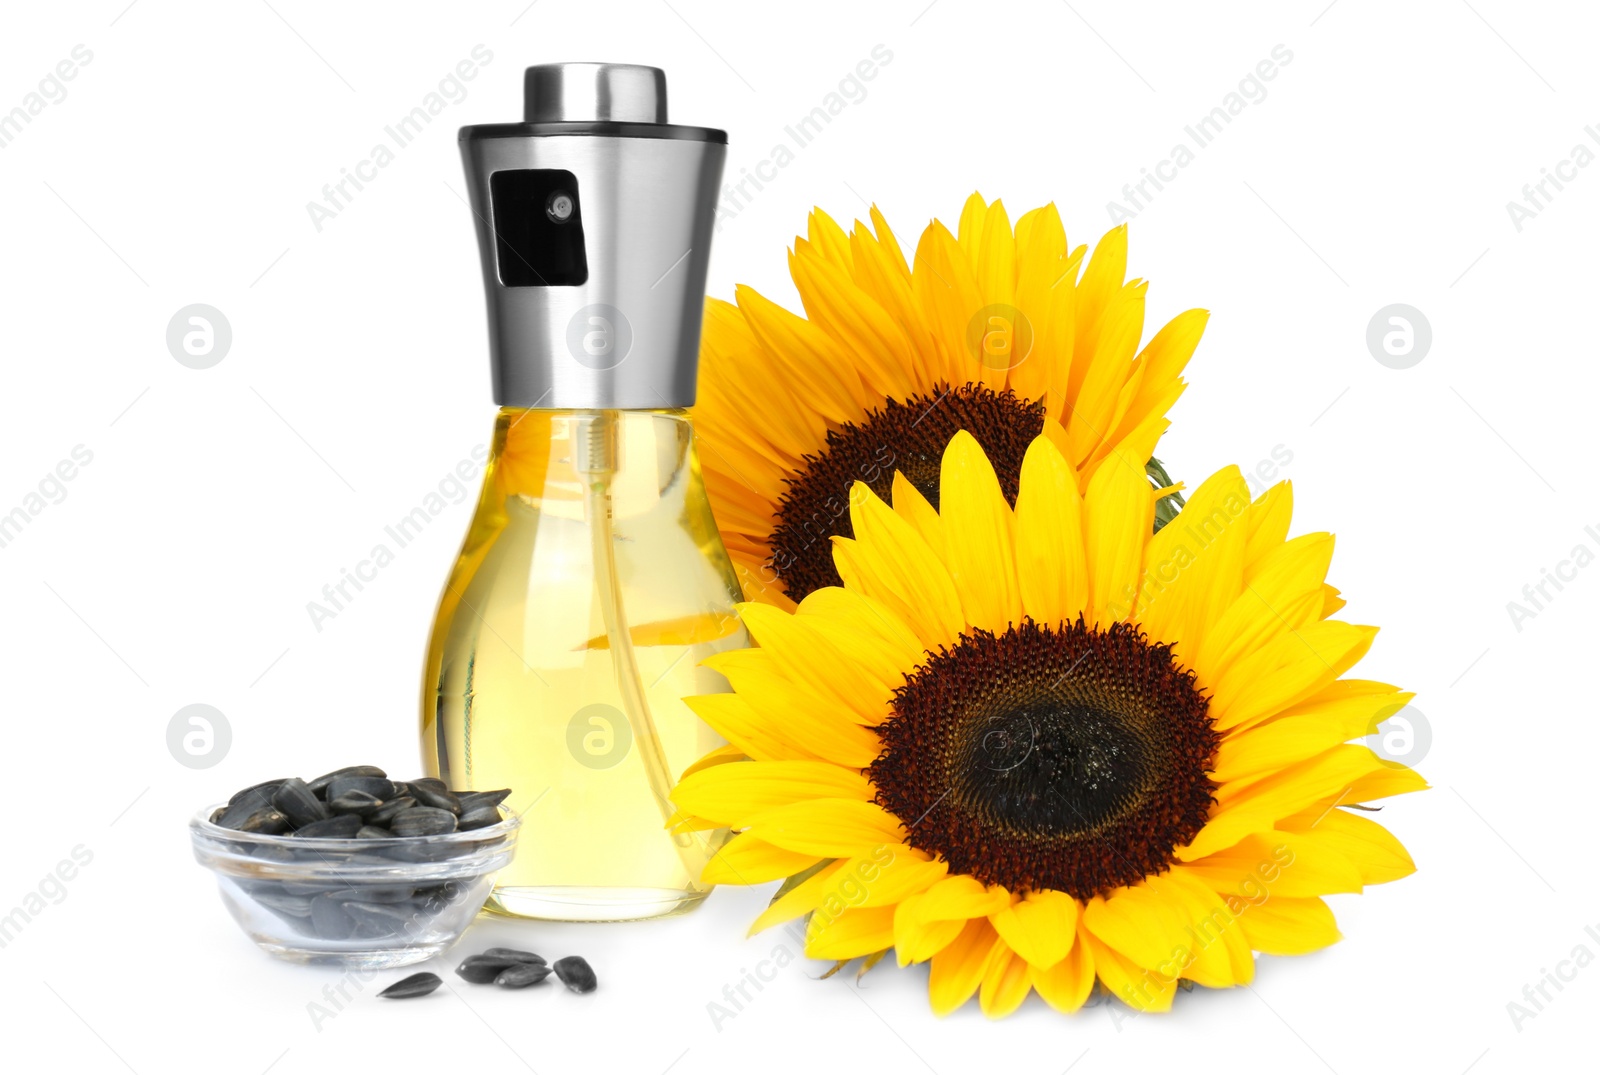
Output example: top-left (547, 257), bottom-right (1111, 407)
top-left (390, 808), bottom-right (457, 837)
top-left (217, 787), bottom-right (278, 829)
top-left (367, 796), bottom-right (418, 826)
top-left (293, 814), bottom-right (363, 839)
top-left (272, 778), bottom-right (329, 828)
top-left (379, 972), bottom-right (441, 999)
top-left (229, 778), bottom-right (288, 806)
top-left (456, 954), bottom-right (518, 983)
top-left (495, 963), bottom-right (552, 988)
top-left (458, 789), bottom-right (512, 812)
top-left (327, 790), bottom-right (384, 816)
top-left (482, 947), bottom-right (546, 965)
top-left (410, 782), bottom-right (462, 814)
top-left (307, 765), bottom-right (387, 795)
top-left (237, 808), bottom-right (290, 834)
top-left (310, 894), bottom-right (355, 939)
top-left (349, 884), bottom-right (413, 903)
top-left (343, 901), bottom-right (414, 929)
top-left (552, 956), bottom-right (596, 993)
top-left (256, 892), bottom-right (314, 918)
top-left (356, 825), bottom-right (392, 839)
top-left (457, 805), bottom-right (502, 831)
top-left (327, 775), bottom-right (398, 802)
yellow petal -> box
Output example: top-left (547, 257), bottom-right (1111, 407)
top-left (1243, 481), bottom-right (1294, 576)
top-left (702, 831), bottom-right (819, 885)
top-left (736, 602), bottom-right (893, 723)
top-left (1081, 921), bottom-right (1174, 1013)
top-left (1237, 896), bottom-right (1341, 956)
top-left (805, 904), bottom-right (897, 960)
top-left (1081, 882), bottom-right (1191, 970)
top-left (1163, 868), bottom-right (1255, 988)
top-left (1211, 621), bottom-right (1380, 732)
top-left (1191, 533), bottom-right (1335, 687)
top-left (742, 799), bottom-right (906, 859)
top-left (928, 917), bottom-right (997, 1016)
top-left (978, 943), bottom-right (1033, 1018)
top-left (839, 483), bottom-right (966, 650)
top-left (939, 430), bottom-right (1020, 631)
top-left (748, 859), bottom-right (848, 934)
top-left (989, 889), bottom-right (1079, 969)
top-left (701, 651), bottom-right (883, 764)
top-left (678, 744), bottom-right (745, 781)
top-left (893, 892), bottom-right (970, 964)
top-left (1211, 689), bottom-right (1410, 785)
top-left (735, 283), bottom-right (863, 420)
top-left (918, 874), bottom-right (1012, 920)
top-left (671, 759), bottom-right (873, 828)
top-left (1182, 745), bottom-right (1408, 860)
top-left (683, 693), bottom-right (810, 762)
top-left (1031, 930), bottom-right (1096, 1014)
top-left (1013, 434), bottom-right (1088, 625)
top-left (1083, 457), bottom-right (1151, 626)
top-left (1183, 832), bottom-right (1364, 899)
top-left (891, 472), bottom-right (945, 562)
top-left (1280, 806), bottom-right (1416, 886)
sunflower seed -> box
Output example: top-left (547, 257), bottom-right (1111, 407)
top-left (327, 790), bottom-right (384, 816)
top-left (237, 808), bottom-right (290, 835)
top-left (216, 787), bottom-right (278, 829)
top-left (379, 972), bottom-right (441, 999)
top-left (552, 956), bottom-right (596, 993)
top-left (390, 808), bottom-right (457, 837)
top-left (343, 900), bottom-right (414, 928)
top-left (456, 954), bottom-right (517, 984)
top-left (327, 775), bottom-right (398, 802)
top-left (482, 947), bottom-right (545, 965)
top-left (307, 765), bottom-right (387, 795)
top-left (356, 825), bottom-right (392, 839)
top-left (457, 805), bottom-right (502, 831)
top-left (229, 778), bottom-right (288, 805)
top-left (293, 814), bottom-right (363, 839)
top-left (256, 892), bottom-right (314, 918)
top-left (495, 962), bottom-right (552, 988)
top-left (458, 789), bottom-right (512, 812)
top-left (409, 781), bottom-right (462, 814)
top-left (367, 796), bottom-right (418, 826)
top-left (310, 894), bottom-right (355, 940)
top-left (272, 778), bottom-right (328, 827)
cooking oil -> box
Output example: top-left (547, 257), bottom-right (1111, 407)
top-left (423, 408), bottom-right (747, 921)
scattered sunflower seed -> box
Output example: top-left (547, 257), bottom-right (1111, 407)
top-left (456, 954), bottom-right (518, 984)
top-left (495, 963), bottom-right (552, 988)
top-left (553, 956), bottom-right (597, 993)
top-left (379, 972), bottom-right (442, 999)
top-left (482, 947), bottom-right (546, 965)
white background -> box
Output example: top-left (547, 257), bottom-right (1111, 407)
top-left (0, 1), bottom-right (1593, 1072)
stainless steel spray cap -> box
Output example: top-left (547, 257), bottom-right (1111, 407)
top-left (459, 63), bottom-right (727, 409)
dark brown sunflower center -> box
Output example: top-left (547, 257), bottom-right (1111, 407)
top-left (766, 383), bottom-right (1044, 603)
top-left (869, 619), bottom-right (1218, 899)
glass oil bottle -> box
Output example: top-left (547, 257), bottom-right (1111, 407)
top-left (422, 64), bottom-right (746, 921)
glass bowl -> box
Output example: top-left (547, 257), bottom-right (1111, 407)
top-left (190, 804), bottom-right (520, 969)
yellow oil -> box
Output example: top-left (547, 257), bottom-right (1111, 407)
top-left (422, 409), bottom-right (747, 921)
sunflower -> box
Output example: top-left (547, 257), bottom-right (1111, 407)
top-left (695, 193), bottom-right (1206, 611)
top-left (669, 431), bottom-right (1423, 1016)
